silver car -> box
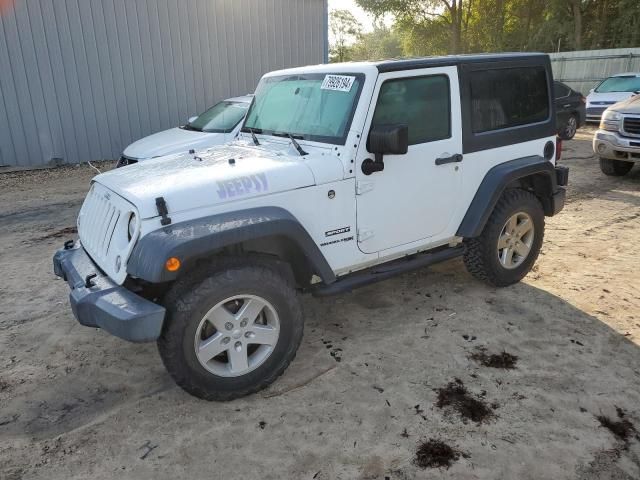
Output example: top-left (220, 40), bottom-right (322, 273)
top-left (117, 95), bottom-right (253, 167)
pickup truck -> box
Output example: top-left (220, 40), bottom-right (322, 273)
top-left (594, 94), bottom-right (640, 176)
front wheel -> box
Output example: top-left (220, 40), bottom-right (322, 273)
top-left (599, 158), bottom-right (633, 176)
top-left (463, 189), bottom-right (544, 287)
top-left (158, 260), bottom-right (303, 401)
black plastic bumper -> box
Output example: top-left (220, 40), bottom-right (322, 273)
top-left (551, 187), bottom-right (566, 215)
top-left (550, 165), bottom-right (568, 216)
top-left (53, 243), bottom-right (165, 342)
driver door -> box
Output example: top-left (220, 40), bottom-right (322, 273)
top-left (355, 66), bottom-right (462, 254)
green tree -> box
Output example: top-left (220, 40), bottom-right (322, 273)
top-left (348, 0), bottom-right (640, 58)
top-left (329, 9), bottom-right (363, 62)
top-left (349, 22), bottom-right (404, 60)
top-left (356, 0), bottom-right (467, 54)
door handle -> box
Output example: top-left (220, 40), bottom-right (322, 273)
top-left (435, 153), bottom-right (463, 166)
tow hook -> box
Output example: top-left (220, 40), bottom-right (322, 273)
top-left (85, 273), bottom-right (97, 288)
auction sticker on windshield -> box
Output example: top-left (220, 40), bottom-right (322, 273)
top-left (321, 75), bottom-right (356, 92)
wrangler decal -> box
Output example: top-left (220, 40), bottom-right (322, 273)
top-left (320, 236), bottom-right (354, 247)
top-left (216, 173), bottom-right (268, 199)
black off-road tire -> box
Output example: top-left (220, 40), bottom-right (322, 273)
top-left (463, 189), bottom-right (545, 287)
top-left (158, 258), bottom-right (303, 401)
top-left (599, 158), bottom-right (633, 176)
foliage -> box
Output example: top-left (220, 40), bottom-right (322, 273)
top-left (329, 9), bottom-right (363, 62)
top-left (328, 0), bottom-right (640, 62)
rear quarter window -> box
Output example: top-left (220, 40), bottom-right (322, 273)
top-left (470, 67), bottom-right (549, 133)
top-left (554, 82), bottom-right (570, 98)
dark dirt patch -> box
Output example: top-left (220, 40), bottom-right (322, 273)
top-left (470, 348), bottom-right (518, 369)
top-left (413, 439), bottom-right (462, 469)
top-left (0, 377), bottom-right (10, 392)
top-left (37, 226), bottom-right (77, 240)
top-left (435, 378), bottom-right (494, 424)
top-left (596, 407), bottom-right (638, 444)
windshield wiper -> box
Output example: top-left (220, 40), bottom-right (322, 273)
top-left (272, 131), bottom-right (307, 156)
top-left (182, 124), bottom-right (202, 132)
top-left (243, 127), bottom-right (260, 146)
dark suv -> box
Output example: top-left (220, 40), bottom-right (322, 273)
top-left (554, 81), bottom-right (586, 140)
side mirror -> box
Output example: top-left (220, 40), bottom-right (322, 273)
top-left (589, 88), bottom-right (594, 94)
top-left (188, 116), bottom-right (198, 124)
top-left (362, 124), bottom-right (409, 175)
top-left (368, 124), bottom-right (409, 156)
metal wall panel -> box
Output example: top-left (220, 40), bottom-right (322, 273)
top-left (0, 0), bottom-right (328, 167)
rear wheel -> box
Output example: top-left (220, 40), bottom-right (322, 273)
top-left (463, 189), bottom-right (544, 287)
top-left (158, 260), bottom-right (303, 401)
top-left (559, 114), bottom-right (578, 140)
top-left (599, 158), bottom-right (633, 176)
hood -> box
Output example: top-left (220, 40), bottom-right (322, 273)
top-left (587, 91), bottom-right (635, 106)
top-left (122, 127), bottom-right (227, 160)
top-left (608, 94), bottom-right (640, 114)
top-left (95, 145), bottom-right (319, 219)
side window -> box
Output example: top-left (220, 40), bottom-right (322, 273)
top-left (371, 75), bottom-right (450, 146)
top-left (470, 67), bottom-right (549, 133)
top-left (554, 81), bottom-right (570, 99)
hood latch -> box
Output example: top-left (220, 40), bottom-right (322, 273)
top-left (155, 197), bottom-right (172, 226)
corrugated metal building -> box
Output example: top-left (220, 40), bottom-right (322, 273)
top-left (0, 0), bottom-right (328, 168)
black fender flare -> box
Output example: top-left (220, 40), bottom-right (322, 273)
top-left (456, 155), bottom-right (559, 238)
top-left (127, 207), bottom-right (335, 283)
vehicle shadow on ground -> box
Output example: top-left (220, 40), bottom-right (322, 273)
top-left (2, 260), bottom-right (639, 479)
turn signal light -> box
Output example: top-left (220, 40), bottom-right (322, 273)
top-left (165, 257), bottom-right (181, 272)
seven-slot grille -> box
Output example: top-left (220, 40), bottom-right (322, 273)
top-left (78, 182), bottom-right (137, 284)
top-left (80, 185), bottom-right (121, 259)
top-left (623, 116), bottom-right (640, 137)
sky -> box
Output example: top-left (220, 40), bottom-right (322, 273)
top-left (328, 0), bottom-right (375, 32)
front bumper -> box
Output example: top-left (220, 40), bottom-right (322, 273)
top-left (586, 106), bottom-right (613, 122)
top-left (592, 130), bottom-right (640, 162)
top-left (53, 242), bottom-right (165, 342)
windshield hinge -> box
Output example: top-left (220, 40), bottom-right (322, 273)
top-left (356, 181), bottom-right (374, 195)
top-left (358, 229), bottom-right (374, 242)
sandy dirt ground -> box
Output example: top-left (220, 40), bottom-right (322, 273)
top-left (1, 126), bottom-right (639, 479)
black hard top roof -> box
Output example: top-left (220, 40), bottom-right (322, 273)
top-left (375, 52), bottom-right (549, 73)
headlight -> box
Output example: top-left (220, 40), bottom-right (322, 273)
top-left (128, 213), bottom-right (137, 241)
top-left (600, 110), bottom-right (621, 131)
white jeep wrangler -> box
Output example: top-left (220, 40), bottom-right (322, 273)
top-left (54, 54), bottom-right (568, 400)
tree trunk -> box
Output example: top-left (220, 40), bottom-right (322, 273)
top-left (449, 0), bottom-right (462, 54)
top-left (496, 0), bottom-right (505, 50)
top-left (523, 0), bottom-right (534, 50)
top-left (571, 0), bottom-right (582, 50)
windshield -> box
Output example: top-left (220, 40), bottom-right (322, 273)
top-left (243, 73), bottom-right (365, 144)
top-left (187, 101), bottom-right (249, 133)
top-left (595, 76), bottom-right (640, 93)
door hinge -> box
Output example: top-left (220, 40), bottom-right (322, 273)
top-left (358, 229), bottom-right (374, 242)
top-left (356, 181), bottom-right (374, 195)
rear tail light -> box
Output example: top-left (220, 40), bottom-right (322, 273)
top-left (556, 137), bottom-right (562, 161)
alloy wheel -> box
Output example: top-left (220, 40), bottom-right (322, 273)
top-left (565, 116), bottom-right (577, 138)
top-left (497, 212), bottom-right (535, 269)
top-left (194, 295), bottom-right (280, 377)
